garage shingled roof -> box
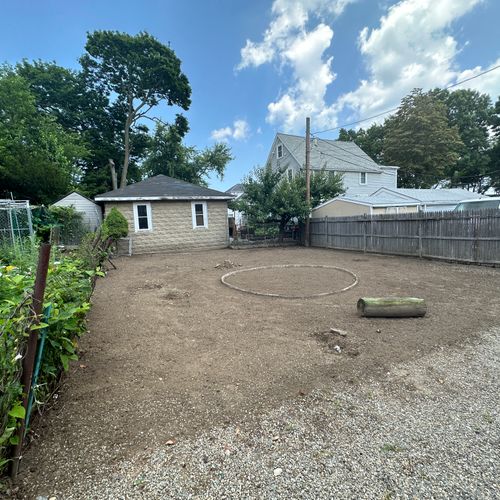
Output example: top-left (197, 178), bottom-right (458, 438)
top-left (95, 174), bottom-right (234, 201)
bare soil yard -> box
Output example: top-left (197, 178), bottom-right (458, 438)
top-left (17, 247), bottom-right (500, 497)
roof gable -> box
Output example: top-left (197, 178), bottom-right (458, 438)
top-left (95, 175), bottom-right (233, 201)
top-left (275, 133), bottom-right (383, 173)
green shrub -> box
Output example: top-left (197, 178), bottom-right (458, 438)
top-left (102, 207), bottom-right (128, 240)
top-left (49, 205), bottom-right (88, 245)
top-left (0, 245), bottom-right (99, 474)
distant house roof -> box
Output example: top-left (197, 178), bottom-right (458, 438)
top-left (314, 194), bottom-right (421, 211)
top-left (370, 187), bottom-right (486, 203)
top-left (53, 191), bottom-right (98, 206)
top-left (275, 133), bottom-right (383, 173)
top-left (226, 183), bottom-right (244, 194)
top-left (314, 188), bottom-right (487, 212)
top-left (95, 175), bottom-right (233, 202)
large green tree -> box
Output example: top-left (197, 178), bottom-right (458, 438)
top-left (383, 89), bottom-right (463, 188)
top-left (142, 118), bottom-right (233, 186)
top-left (80, 31), bottom-right (191, 188)
top-left (432, 88), bottom-right (493, 192)
top-left (489, 96), bottom-right (500, 193)
top-left (0, 70), bottom-right (86, 203)
top-left (338, 123), bottom-right (385, 163)
top-left (16, 60), bottom-right (149, 196)
top-left (235, 166), bottom-right (344, 238)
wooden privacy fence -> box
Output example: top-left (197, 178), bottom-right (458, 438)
top-left (310, 209), bottom-right (500, 265)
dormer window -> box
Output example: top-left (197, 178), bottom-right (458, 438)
top-left (277, 144), bottom-right (283, 159)
top-left (360, 172), bottom-right (367, 185)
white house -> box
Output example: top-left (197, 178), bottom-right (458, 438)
top-left (52, 191), bottom-right (102, 231)
top-left (267, 133), bottom-right (399, 195)
top-left (225, 183), bottom-right (246, 233)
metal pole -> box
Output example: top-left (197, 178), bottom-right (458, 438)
top-left (10, 243), bottom-right (51, 478)
top-left (304, 117), bottom-right (311, 247)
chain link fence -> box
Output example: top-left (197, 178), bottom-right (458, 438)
top-left (0, 200), bottom-right (34, 249)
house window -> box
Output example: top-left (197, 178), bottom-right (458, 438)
top-left (133, 202), bottom-right (152, 231)
top-left (192, 201), bottom-right (208, 229)
top-left (360, 172), bottom-right (367, 185)
top-left (277, 144), bottom-right (283, 159)
top-left (329, 170), bottom-right (336, 179)
top-left (288, 169), bottom-right (293, 181)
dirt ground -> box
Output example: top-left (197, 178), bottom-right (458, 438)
top-left (17, 247), bottom-right (500, 497)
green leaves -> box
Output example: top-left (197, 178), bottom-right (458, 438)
top-left (236, 166), bottom-right (344, 236)
top-left (8, 404), bottom-right (25, 420)
top-left (142, 122), bottom-right (233, 185)
top-left (1, 248), bottom-right (95, 472)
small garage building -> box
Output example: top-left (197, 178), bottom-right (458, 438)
top-left (95, 175), bottom-right (233, 255)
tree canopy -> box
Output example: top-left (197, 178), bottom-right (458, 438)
top-left (235, 166), bottom-right (344, 236)
top-left (142, 119), bottom-right (233, 186)
top-left (0, 69), bottom-right (86, 203)
top-left (80, 31), bottom-right (191, 188)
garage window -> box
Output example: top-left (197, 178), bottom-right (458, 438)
top-left (192, 202), bottom-right (208, 229)
top-left (133, 202), bottom-right (152, 231)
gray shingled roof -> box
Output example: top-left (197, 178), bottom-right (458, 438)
top-left (370, 188), bottom-right (486, 203)
top-left (95, 175), bottom-right (233, 201)
top-left (277, 133), bottom-right (383, 173)
top-left (225, 183), bottom-right (244, 194)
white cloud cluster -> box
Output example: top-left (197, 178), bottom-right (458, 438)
top-left (336, 0), bottom-right (488, 122)
top-left (237, 0), bottom-right (353, 131)
top-left (238, 0), bottom-right (500, 133)
top-left (211, 119), bottom-right (250, 142)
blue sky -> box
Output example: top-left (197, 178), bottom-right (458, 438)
top-left (1, 0), bottom-right (499, 191)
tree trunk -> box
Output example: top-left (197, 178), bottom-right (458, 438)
top-left (109, 159), bottom-right (117, 190)
top-left (357, 297), bottom-right (427, 318)
top-left (120, 98), bottom-right (134, 188)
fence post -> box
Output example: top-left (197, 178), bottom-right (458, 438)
top-left (10, 243), bottom-right (52, 478)
top-left (472, 213), bottom-right (479, 263)
top-left (363, 215), bottom-right (367, 253)
top-left (418, 217), bottom-right (423, 258)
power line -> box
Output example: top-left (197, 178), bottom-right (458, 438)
top-left (313, 64), bottom-right (500, 135)
top-left (312, 134), bottom-right (382, 166)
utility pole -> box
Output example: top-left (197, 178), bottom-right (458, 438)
top-left (304, 116), bottom-right (311, 247)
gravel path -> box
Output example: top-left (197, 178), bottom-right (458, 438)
top-left (35, 328), bottom-right (499, 499)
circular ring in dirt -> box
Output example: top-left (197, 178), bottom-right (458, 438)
top-left (221, 264), bottom-right (358, 299)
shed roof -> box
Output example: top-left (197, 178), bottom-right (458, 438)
top-left (276, 133), bottom-right (383, 173)
top-left (370, 187), bottom-right (486, 203)
top-left (95, 175), bottom-right (233, 202)
top-left (53, 191), bottom-right (99, 206)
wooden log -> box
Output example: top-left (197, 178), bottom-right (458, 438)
top-left (357, 297), bottom-right (427, 318)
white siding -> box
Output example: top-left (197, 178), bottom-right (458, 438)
top-left (341, 171), bottom-right (396, 195)
top-left (53, 192), bottom-right (102, 231)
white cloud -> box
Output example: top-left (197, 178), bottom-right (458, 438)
top-left (267, 23), bottom-right (336, 131)
top-left (211, 119), bottom-right (250, 142)
top-left (335, 0), bottom-right (488, 123)
top-left (238, 0), bottom-right (500, 133)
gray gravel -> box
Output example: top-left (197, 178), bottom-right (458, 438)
top-left (33, 329), bottom-right (500, 499)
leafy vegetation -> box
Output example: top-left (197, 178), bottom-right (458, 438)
top-left (1, 31), bottom-right (232, 202)
top-left (101, 207), bottom-right (128, 240)
top-left (0, 242), bottom-right (103, 474)
top-left (234, 166), bottom-right (344, 238)
top-left (338, 88), bottom-right (500, 193)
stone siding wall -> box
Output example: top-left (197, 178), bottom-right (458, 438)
top-left (105, 201), bottom-right (229, 254)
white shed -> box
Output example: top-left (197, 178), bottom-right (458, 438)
top-left (52, 192), bottom-right (102, 231)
